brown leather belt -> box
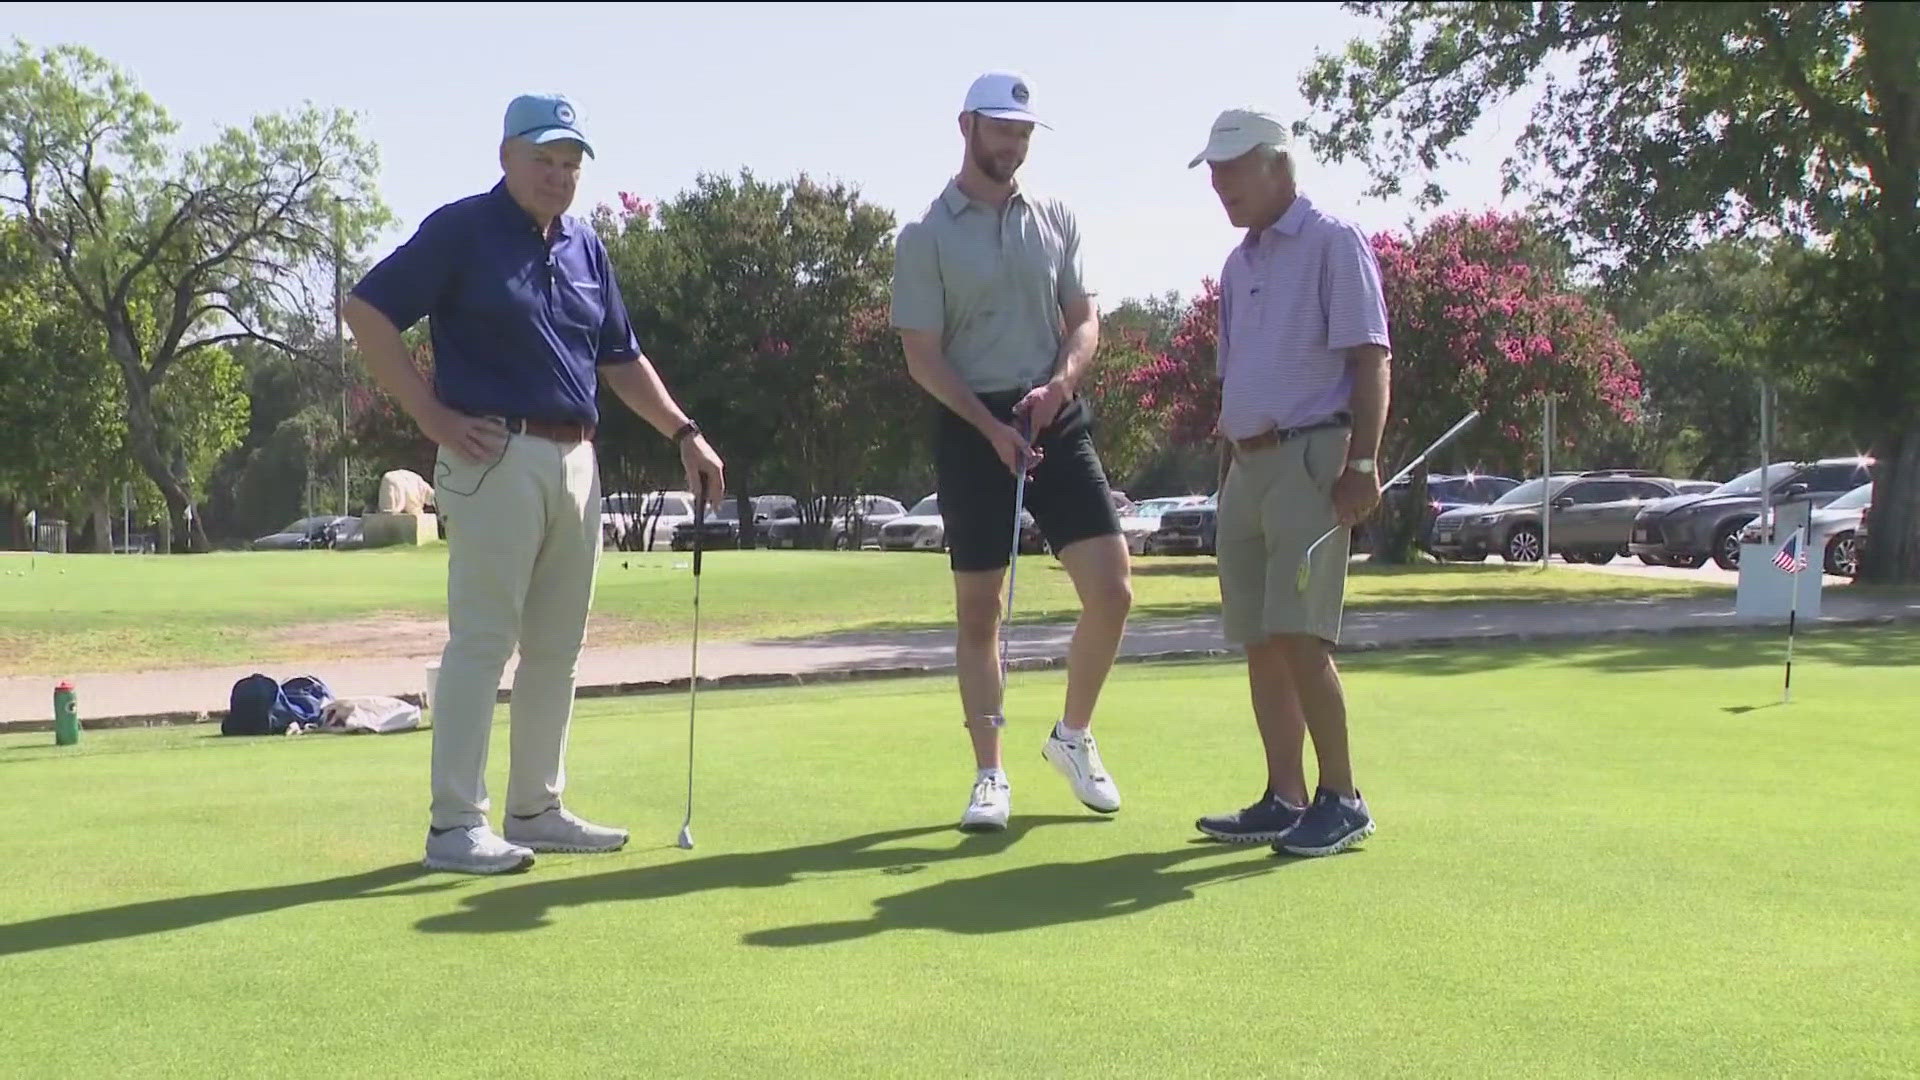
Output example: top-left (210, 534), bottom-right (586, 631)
top-left (504, 417), bottom-right (595, 443)
top-left (1231, 412), bottom-right (1352, 455)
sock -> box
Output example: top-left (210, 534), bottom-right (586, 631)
top-left (1339, 791), bottom-right (1364, 810)
top-left (977, 767), bottom-right (1006, 784)
top-left (1053, 720), bottom-right (1079, 741)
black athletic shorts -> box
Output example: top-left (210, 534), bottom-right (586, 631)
top-left (934, 388), bottom-right (1122, 573)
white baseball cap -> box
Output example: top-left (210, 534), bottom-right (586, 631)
top-left (1188, 108), bottom-right (1290, 168)
top-left (963, 71), bottom-right (1048, 128)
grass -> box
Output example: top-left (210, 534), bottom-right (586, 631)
top-left (0, 546), bottom-right (1727, 676)
top-left (2, 630), bottom-right (1913, 1078)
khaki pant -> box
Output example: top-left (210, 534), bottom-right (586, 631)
top-left (429, 432), bottom-right (602, 829)
top-left (1217, 425), bottom-right (1351, 646)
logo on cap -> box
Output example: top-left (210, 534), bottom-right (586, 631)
top-left (555, 102), bottom-right (576, 124)
top-left (1011, 82), bottom-right (1030, 105)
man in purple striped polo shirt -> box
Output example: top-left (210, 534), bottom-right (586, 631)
top-left (1186, 109), bottom-right (1393, 858)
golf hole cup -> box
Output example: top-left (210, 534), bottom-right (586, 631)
top-left (424, 662), bottom-right (440, 717)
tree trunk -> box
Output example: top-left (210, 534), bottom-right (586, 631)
top-left (1860, 421), bottom-right (1919, 584)
top-left (91, 493), bottom-right (113, 553)
top-left (109, 326), bottom-right (207, 555)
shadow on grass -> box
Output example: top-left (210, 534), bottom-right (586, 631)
top-left (414, 816), bottom-right (1105, 936)
top-left (1371, 625), bottom-right (1919, 676)
top-left (744, 842), bottom-right (1305, 947)
top-left (0, 863), bottom-right (454, 957)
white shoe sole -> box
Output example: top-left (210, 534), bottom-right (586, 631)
top-left (1041, 739), bottom-right (1122, 814)
top-left (1278, 819), bottom-right (1376, 857)
top-left (506, 836), bottom-right (629, 854)
top-left (422, 851), bottom-right (536, 875)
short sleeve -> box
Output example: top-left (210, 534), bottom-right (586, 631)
top-left (1055, 205), bottom-right (1089, 304)
top-left (1324, 224), bottom-right (1391, 352)
top-left (889, 222), bottom-right (945, 333)
top-left (350, 205), bottom-right (464, 332)
top-left (594, 240), bottom-right (641, 366)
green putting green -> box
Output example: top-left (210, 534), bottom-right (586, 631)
top-left (3, 630), bottom-right (1911, 1077)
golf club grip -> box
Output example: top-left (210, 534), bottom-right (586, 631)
top-left (693, 476), bottom-right (709, 576)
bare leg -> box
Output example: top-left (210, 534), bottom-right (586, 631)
top-left (952, 569), bottom-right (1007, 769)
top-left (1279, 633), bottom-right (1354, 796)
top-left (1245, 635), bottom-right (1310, 806)
top-left (1052, 534), bottom-right (1133, 730)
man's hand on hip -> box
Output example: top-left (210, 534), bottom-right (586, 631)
top-left (1332, 467), bottom-right (1381, 527)
top-left (423, 405), bottom-right (508, 466)
top-left (681, 435), bottom-right (726, 511)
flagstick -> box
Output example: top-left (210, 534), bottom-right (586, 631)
top-left (1783, 521), bottom-right (1807, 704)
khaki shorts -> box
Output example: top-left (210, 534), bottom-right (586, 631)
top-left (1217, 425), bottom-right (1352, 646)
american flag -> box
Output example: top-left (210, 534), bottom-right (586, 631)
top-left (1773, 531), bottom-right (1808, 573)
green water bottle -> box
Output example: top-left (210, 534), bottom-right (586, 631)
top-left (53, 681), bottom-right (80, 746)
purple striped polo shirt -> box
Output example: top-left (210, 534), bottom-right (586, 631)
top-left (1215, 194), bottom-right (1391, 441)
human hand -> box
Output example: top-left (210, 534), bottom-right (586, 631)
top-left (981, 418), bottom-right (1041, 477)
top-left (423, 406), bottom-right (508, 466)
top-left (1013, 380), bottom-right (1071, 437)
top-left (1331, 467), bottom-right (1381, 527)
top-left (680, 436), bottom-right (726, 512)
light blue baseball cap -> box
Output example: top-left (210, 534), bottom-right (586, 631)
top-left (503, 93), bottom-right (594, 158)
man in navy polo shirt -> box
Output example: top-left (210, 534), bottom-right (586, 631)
top-left (345, 93), bottom-right (725, 875)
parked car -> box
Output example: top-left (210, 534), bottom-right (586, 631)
top-left (252, 515), bottom-right (362, 551)
top-left (1738, 480), bottom-right (1872, 577)
top-left (603, 490), bottom-right (696, 551)
top-left (1150, 496), bottom-right (1219, 556)
top-left (671, 494), bottom-right (798, 550)
top-left (1629, 456), bottom-right (1876, 570)
top-left (1369, 472), bottom-right (1521, 554)
top-left (762, 495), bottom-right (908, 550)
top-left (875, 494), bottom-right (1045, 554)
top-left (1429, 471), bottom-right (1686, 563)
top-left (1119, 495), bottom-right (1211, 555)
top-left (880, 495), bottom-right (947, 552)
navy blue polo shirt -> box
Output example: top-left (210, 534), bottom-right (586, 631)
top-left (351, 181), bottom-right (640, 426)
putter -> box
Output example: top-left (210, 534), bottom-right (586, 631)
top-left (990, 417), bottom-right (1035, 728)
top-left (1294, 410), bottom-right (1481, 593)
top-left (677, 476), bottom-right (711, 851)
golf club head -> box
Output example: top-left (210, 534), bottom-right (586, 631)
top-left (676, 824), bottom-right (694, 850)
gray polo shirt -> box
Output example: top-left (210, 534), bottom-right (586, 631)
top-left (889, 179), bottom-right (1089, 396)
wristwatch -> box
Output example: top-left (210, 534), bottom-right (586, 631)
top-left (1347, 458), bottom-right (1377, 475)
top-left (673, 420), bottom-right (702, 445)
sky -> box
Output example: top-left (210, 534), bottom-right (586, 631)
top-left (11, 1), bottom-right (1538, 306)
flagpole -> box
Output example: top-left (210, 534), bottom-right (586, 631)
top-left (1783, 521), bottom-right (1807, 704)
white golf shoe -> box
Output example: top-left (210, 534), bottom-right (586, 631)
top-left (1042, 724), bottom-right (1122, 813)
top-left (422, 825), bottom-right (535, 875)
top-left (504, 807), bottom-right (630, 854)
top-left (959, 773), bottom-right (1012, 832)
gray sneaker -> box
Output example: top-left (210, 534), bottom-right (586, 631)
top-left (423, 825), bottom-right (535, 875)
top-left (503, 807), bottom-right (630, 854)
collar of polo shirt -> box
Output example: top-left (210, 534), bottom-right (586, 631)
top-left (941, 177), bottom-right (1025, 216)
top-left (489, 180), bottom-right (571, 238)
top-left (1243, 193), bottom-right (1314, 245)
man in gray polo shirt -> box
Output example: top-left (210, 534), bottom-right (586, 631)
top-left (891, 71), bottom-right (1133, 833)
top-left (1186, 109), bottom-right (1392, 858)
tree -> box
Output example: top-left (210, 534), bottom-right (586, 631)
top-left (1129, 280), bottom-right (1223, 451)
top-left (1371, 211), bottom-right (1641, 478)
top-left (0, 40), bottom-right (388, 552)
top-left (594, 173), bottom-right (918, 546)
top-left (1299, 2), bottom-right (1920, 580)
top-left (1610, 239), bottom-right (1850, 482)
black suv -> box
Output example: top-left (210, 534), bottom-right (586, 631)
top-left (1629, 457), bottom-right (1876, 570)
